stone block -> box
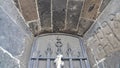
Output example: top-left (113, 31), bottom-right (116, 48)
top-left (19, 0), bottom-right (38, 21)
top-left (103, 50), bottom-right (120, 68)
top-left (0, 47), bottom-right (20, 68)
top-left (29, 21), bottom-right (40, 36)
top-left (96, 29), bottom-right (108, 47)
top-left (92, 48), bottom-right (99, 60)
top-left (0, 0), bottom-right (32, 35)
top-left (0, 8), bottom-right (26, 56)
top-left (78, 18), bottom-right (94, 35)
top-left (101, 22), bottom-right (119, 48)
top-left (99, 0), bottom-right (111, 12)
top-left (65, 0), bottom-right (83, 31)
top-left (14, 0), bottom-right (19, 9)
top-left (109, 16), bottom-right (120, 42)
top-left (37, 0), bottom-right (52, 32)
top-left (0, 1), bottom-right (33, 68)
top-left (90, 36), bottom-right (100, 49)
top-left (81, 0), bottom-right (102, 20)
top-left (86, 47), bottom-right (96, 67)
top-left (97, 45), bottom-right (106, 60)
top-left (86, 36), bottom-right (95, 47)
top-left (53, 0), bottom-right (67, 32)
top-left (103, 43), bottom-right (113, 55)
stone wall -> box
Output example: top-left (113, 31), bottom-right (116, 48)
top-left (84, 0), bottom-right (120, 68)
top-left (0, 0), bottom-right (33, 68)
top-left (13, 0), bottom-right (111, 36)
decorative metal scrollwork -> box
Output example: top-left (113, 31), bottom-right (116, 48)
top-left (30, 37), bottom-right (89, 68)
top-left (45, 44), bottom-right (52, 56)
top-left (55, 37), bottom-right (63, 54)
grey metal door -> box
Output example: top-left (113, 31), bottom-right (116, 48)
top-left (29, 34), bottom-right (90, 68)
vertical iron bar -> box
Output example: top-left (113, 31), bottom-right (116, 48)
top-left (29, 38), bottom-right (37, 68)
top-left (46, 45), bottom-right (52, 68)
top-left (78, 51), bottom-right (85, 68)
top-left (47, 53), bottom-right (51, 68)
top-left (119, 63), bottom-right (120, 68)
top-left (67, 44), bottom-right (73, 68)
top-left (81, 39), bottom-right (90, 68)
top-left (80, 59), bottom-right (84, 68)
top-left (79, 39), bottom-right (86, 68)
top-left (34, 51), bottom-right (39, 68)
top-left (37, 51), bottom-right (41, 68)
top-left (69, 55), bottom-right (73, 68)
top-left (34, 53), bottom-right (37, 68)
top-left (82, 39), bottom-right (91, 68)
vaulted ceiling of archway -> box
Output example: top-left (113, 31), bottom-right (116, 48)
top-left (14, 0), bottom-right (111, 36)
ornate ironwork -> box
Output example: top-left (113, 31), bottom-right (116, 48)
top-left (55, 37), bottom-right (63, 54)
top-left (45, 44), bottom-right (52, 68)
top-left (29, 36), bottom-right (89, 68)
top-left (66, 44), bottom-right (73, 68)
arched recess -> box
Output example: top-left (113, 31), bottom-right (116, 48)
top-left (28, 33), bottom-right (90, 68)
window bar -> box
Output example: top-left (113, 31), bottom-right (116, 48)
top-left (81, 40), bottom-right (90, 68)
top-left (33, 51), bottom-right (40, 68)
top-left (29, 40), bottom-right (37, 68)
top-left (32, 57), bottom-right (87, 60)
top-left (78, 51), bottom-right (84, 68)
top-left (46, 45), bottom-right (52, 68)
top-left (67, 44), bottom-right (73, 68)
top-left (36, 51), bottom-right (41, 68)
top-left (79, 39), bottom-right (87, 68)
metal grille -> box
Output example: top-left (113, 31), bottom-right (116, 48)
top-left (29, 35), bottom-right (90, 68)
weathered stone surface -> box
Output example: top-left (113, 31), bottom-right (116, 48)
top-left (96, 29), bottom-right (108, 47)
top-left (81, 0), bottom-right (102, 20)
top-left (0, 0), bottom-right (32, 35)
top-left (88, 35), bottom-right (99, 49)
top-left (29, 21), bottom-right (40, 36)
top-left (37, 0), bottom-right (52, 32)
top-left (86, 35), bottom-right (95, 47)
top-left (0, 47), bottom-right (20, 68)
top-left (103, 50), bottom-right (120, 68)
top-left (89, 36), bottom-right (100, 60)
top-left (99, 0), bottom-right (111, 12)
top-left (19, 0), bottom-right (38, 21)
top-left (0, 0), bottom-right (33, 68)
top-left (0, 8), bottom-right (26, 56)
top-left (97, 45), bottom-right (106, 60)
top-left (86, 47), bottom-right (96, 67)
top-left (109, 13), bottom-right (120, 42)
top-left (86, 34), bottom-right (105, 61)
top-left (103, 43), bottom-right (113, 55)
top-left (14, 0), bottom-right (19, 9)
top-left (84, 0), bottom-right (120, 67)
top-left (65, 0), bottom-right (83, 31)
top-left (88, 33), bottom-right (107, 60)
top-left (12, 0), bottom-right (112, 36)
top-left (1, 0), bottom-right (119, 68)
top-left (109, 22), bottom-right (120, 41)
top-left (78, 18), bottom-right (94, 35)
top-left (53, 0), bottom-right (67, 32)
top-left (101, 22), bottom-right (120, 49)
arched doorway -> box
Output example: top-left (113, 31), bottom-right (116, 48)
top-left (29, 33), bottom-right (90, 68)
